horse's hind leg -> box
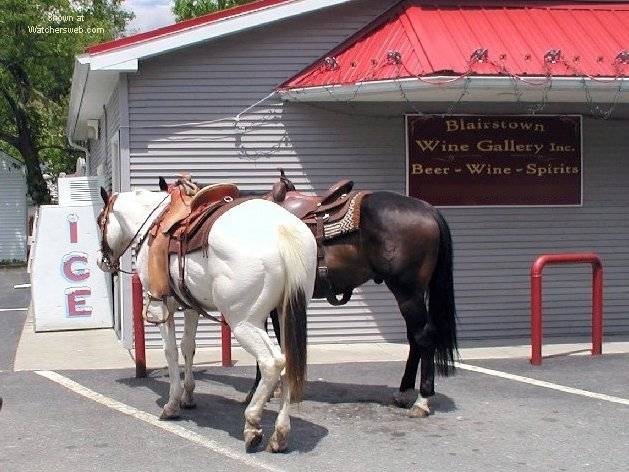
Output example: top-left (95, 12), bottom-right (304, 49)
top-left (393, 327), bottom-right (420, 408)
top-left (159, 312), bottom-right (183, 420)
top-left (245, 309), bottom-right (282, 405)
top-left (181, 309), bottom-right (199, 409)
top-left (267, 309), bottom-right (291, 453)
top-left (267, 370), bottom-right (291, 453)
top-left (409, 317), bottom-right (437, 418)
top-left (388, 282), bottom-right (434, 417)
top-left (409, 348), bottom-right (436, 417)
top-left (232, 321), bottom-right (285, 452)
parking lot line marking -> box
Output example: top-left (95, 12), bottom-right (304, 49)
top-left (35, 370), bottom-right (285, 472)
top-left (0, 308), bottom-right (28, 312)
top-left (456, 362), bottom-right (629, 406)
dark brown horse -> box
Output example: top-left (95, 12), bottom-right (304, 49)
top-left (248, 175), bottom-right (458, 417)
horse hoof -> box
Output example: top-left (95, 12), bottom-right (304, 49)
top-left (159, 405), bottom-right (180, 420)
top-left (244, 430), bottom-right (263, 452)
top-left (393, 390), bottom-right (416, 409)
top-left (266, 428), bottom-right (289, 453)
top-left (181, 401), bottom-right (197, 410)
top-left (408, 405), bottom-right (430, 418)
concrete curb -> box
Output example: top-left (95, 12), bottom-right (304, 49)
top-left (13, 307), bottom-right (629, 371)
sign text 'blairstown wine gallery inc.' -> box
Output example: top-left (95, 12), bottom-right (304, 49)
top-left (406, 115), bottom-right (582, 206)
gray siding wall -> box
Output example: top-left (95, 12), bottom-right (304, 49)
top-left (126, 0), bottom-right (629, 346)
top-left (88, 83), bottom-right (121, 190)
top-left (439, 110), bottom-right (629, 340)
top-left (0, 155), bottom-right (27, 261)
top-left (128, 0), bottom-right (404, 347)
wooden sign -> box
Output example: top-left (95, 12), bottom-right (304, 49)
top-left (406, 115), bottom-right (582, 206)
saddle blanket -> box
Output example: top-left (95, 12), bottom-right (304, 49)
top-left (322, 192), bottom-right (367, 240)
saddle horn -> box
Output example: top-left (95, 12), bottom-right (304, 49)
top-left (278, 168), bottom-right (296, 191)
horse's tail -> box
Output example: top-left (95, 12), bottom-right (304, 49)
top-left (429, 209), bottom-right (458, 376)
top-left (276, 223), bottom-right (314, 402)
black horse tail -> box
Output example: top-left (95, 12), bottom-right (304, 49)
top-left (429, 209), bottom-right (458, 376)
top-left (282, 287), bottom-right (308, 402)
top-left (277, 223), bottom-right (312, 403)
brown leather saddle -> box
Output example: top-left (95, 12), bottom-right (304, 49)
top-left (146, 178), bottom-right (241, 321)
top-left (269, 169), bottom-right (371, 306)
top-left (144, 171), bottom-right (367, 322)
top-left (270, 171), bottom-right (355, 221)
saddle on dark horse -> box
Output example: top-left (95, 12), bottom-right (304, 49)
top-left (145, 171), bottom-right (369, 322)
top-left (269, 170), bottom-right (371, 305)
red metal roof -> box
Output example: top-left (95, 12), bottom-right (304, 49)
top-left (281, 1), bottom-right (629, 89)
top-left (87, 0), bottom-right (293, 54)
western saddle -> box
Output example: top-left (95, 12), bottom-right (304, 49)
top-left (268, 169), bottom-right (370, 306)
top-left (144, 171), bottom-right (368, 322)
top-left (145, 176), bottom-right (241, 322)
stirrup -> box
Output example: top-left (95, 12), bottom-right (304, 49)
top-left (142, 292), bottom-right (170, 324)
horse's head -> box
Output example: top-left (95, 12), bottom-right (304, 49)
top-left (96, 187), bottom-right (125, 273)
top-left (96, 184), bottom-right (168, 273)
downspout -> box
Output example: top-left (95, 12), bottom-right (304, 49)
top-left (67, 59), bottom-right (90, 173)
top-left (67, 135), bottom-right (89, 173)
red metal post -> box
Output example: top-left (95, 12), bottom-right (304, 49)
top-left (221, 315), bottom-right (232, 367)
top-left (530, 253), bottom-right (603, 365)
top-left (592, 261), bottom-right (603, 356)
top-left (132, 274), bottom-right (147, 378)
top-left (530, 273), bottom-right (543, 366)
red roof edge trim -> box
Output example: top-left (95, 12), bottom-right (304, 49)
top-left (411, 0), bottom-right (629, 8)
top-left (279, 1), bottom-right (407, 89)
top-left (86, 0), bottom-right (293, 55)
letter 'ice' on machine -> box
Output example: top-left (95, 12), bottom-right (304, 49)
top-left (31, 200), bottom-right (113, 332)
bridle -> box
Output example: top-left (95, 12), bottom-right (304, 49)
top-left (98, 192), bottom-right (170, 274)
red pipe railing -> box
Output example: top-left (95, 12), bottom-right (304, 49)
top-left (131, 274), bottom-right (233, 375)
top-left (530, 253), bottom-right (603, 366)
top-left (221, 316), bottom-right (232, 367)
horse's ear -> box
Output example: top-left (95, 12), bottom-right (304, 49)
top-left (100, 187), bottom-right (109, 205)
top-left (158, 176), bottom-right (168, 192)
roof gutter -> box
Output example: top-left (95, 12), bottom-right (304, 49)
top-left (66, 56), bottom-right (91, 140)
top-left (279, 76), bottom-right (628, 102)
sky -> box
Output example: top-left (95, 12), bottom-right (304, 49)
top-left (123, 0), bottom-right (176, 33)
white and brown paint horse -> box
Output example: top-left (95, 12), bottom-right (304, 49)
top-left (96, 183), bottom-right (317, 452)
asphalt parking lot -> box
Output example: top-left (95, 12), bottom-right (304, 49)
top-left (2, 268), bottom-right (628, 471)
top-left (0, 267), bottom-right (29, 371)
top-left (2, 355), bottom-right (627, 472)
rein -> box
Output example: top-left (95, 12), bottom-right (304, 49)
top-left (99, 192), bottom-right (170, 274)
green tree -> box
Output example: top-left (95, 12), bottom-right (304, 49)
top-left (173, 0), bottom-right (255, 22)
top-left (0, 0), bottom-right (132, 203)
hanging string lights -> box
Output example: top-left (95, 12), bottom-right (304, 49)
top-left (282, 46), bottom-right (627, 120)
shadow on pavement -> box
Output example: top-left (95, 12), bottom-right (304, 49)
top-left (118, 367), bottom-right (455, 446)
top-left (117, 373), bottom-right (329, 453)
top-left (195, 370), bottom-right (457, 414)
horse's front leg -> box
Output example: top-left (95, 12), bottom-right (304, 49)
top-left (159, 311), bottom-right (182, 420)
top-left (181, 309), bottom-right (200, 409)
